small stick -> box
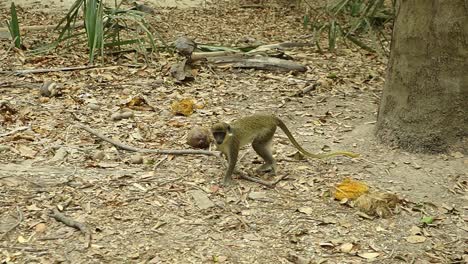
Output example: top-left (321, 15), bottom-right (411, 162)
top-left (77, 123), bottom-right (220, 157)
top-left (50, 209), bottom-right (91, 248)
top-left (0, 21), bottom-right (84, 32)
top-left (0, 206), bottom-right (23, 240)
top-left (0, 65), bottom-right (95, 76)
top-left (271, 174), bottom-right (290, 185)
top-left (0, 42), bottom-right (15, 61)
top-left (0, 126), bottom-right (29, 137)
top-left (239, 172), bottom-right (274, 187)
top-left (153, 155), bottom-right (168, 170)
top-left (238, 170), bottom-right (288, 188)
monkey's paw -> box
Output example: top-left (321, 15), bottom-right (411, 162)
top-left (222, 178), bottom-right (234, 186)
top-left (256, 164), bottom-right (276, 175)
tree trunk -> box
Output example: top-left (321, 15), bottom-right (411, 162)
top-left (376, 0), bottom-right (468, 152)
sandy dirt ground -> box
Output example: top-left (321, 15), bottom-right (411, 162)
top-left (0, 0), bottom-right (466, 263)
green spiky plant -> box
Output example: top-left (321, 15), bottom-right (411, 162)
top-left (6, 2), bottom-right (22, 48)
top-left (33, 0), bottom-right (163, 64)
top-left (303, 0), bottom-right (393, 53)
top-left (84, 0), bottom-right (104, 63)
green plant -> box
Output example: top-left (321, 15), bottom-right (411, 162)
top-left (84, 0), bottom-right (104, 63)
top-left (303, 0), bottom-right (393, 53)
top-left (33, 0), bottom-right (163, 63)
top-left (6, 2), bottom-right (21, 48)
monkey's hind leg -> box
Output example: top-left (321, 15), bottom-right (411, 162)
top-left (252, 138), bottom-right (277, 175)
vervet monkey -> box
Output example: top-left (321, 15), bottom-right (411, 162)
top-left (211, 114), bottom-right (359, 184)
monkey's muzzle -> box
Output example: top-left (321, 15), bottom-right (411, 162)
top-left (213, 132), bottom-right (225, 145)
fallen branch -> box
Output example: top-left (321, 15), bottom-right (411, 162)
top-left (293, 83), bottom-right (319, 97)
top-left (238, 170), bottom-right (289, 187)
top-left (247, 42), bottom-right (311, 53)
top-left (0, 206), bottom-right (23, 240)
top-left (191, 50), bottom-right (241, 61)
top-left (207, 55), bottom-right (306, 72)
top-left (0, 22), bottom-right (84, 32)
top-left (50, 209), bottom-right (91, 248)
top-left (77, 123), bottom-right (220, 157)
top-left (1, 65), bottom-right (95, 76)
top-left (240, 4), bottom-right (264, 8)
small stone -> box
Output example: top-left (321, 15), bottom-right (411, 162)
top-left (93, 151), bottom-right (105, 161)
top-left (34, 223), bottom-right (47, 233)
top-left (111, 113), bottom-right (122, 121)
top-left (130, 154), bottom-right (143, 164)
top-left (190, 190), bottom-right (214, 209)
top-left (120, 111), bottom-right (134, 119)
top-left (88, 103), bottom-right (100, 111)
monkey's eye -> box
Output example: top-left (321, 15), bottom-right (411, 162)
top-left (213, 132), bottom-right (225, 144)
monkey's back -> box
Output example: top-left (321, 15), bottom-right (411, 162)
top-left (231, 114), bottom-right (278, 147)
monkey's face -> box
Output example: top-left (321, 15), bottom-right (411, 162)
top-left (211, 122), bottom-right (231, 145)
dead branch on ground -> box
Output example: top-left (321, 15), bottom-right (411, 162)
top-left (191, 50), bottom-right (241, 61)
top-left (0, 206), bottom-right (23, 240)
top-left (50, 209), bottom-right (92, 248)
top-left (207, 55), bottom-right (306, 72)
top-left (238, 170), bottom-right (289, 187)
top-left (77, 123), bottom-right (220, 157)
top-left (0, 66), bottom-right (96, 76)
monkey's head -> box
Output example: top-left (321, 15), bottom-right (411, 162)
top-left (211, 122), bottom-right (232, 145)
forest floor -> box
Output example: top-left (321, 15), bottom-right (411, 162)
top-left (0, 1), bottom-right (466, 263)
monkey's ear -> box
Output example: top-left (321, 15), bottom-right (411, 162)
top-left (226, 124), bottom-right (233, 135)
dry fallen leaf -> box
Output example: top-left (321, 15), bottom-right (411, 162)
top-left (17, 145), bottom-right (37, 158)
top-left (354, 192), bottom-right (401, 218)
top-left (357, 252), bottom-right (380, 259)
top-left (297, 206), bottom-right (313, 215)
top-left (450, 151), bottom-right (464, 158)
top-left (190, 190), bottom-right (215, 209)
top-left (409, 225), bottom-right (422, 235)
top-left (122, 95), bottom-right (154, 111)
top-left (248, 192), bottom-right (272, 202)
top-left (405, 235), bottom-right (427, 244)
top-left (334, 178), bottom-right (369, 200)
top-left (17, 235), bottom-right (28, 243)
top-left (26, 204), bottom-right (42, 211)
top-left (171, 98), bottom-right (195, 116)
top-left (339, 242), bottom-right (354, 253)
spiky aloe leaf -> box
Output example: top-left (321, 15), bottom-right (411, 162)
top-left (7, 2), bottom-right (21, 48)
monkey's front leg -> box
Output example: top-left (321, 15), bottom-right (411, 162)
top-left (223, 148), bottom-right (238, 185)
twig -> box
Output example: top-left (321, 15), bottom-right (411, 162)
top-left (153, 155), bottom-right (168, 170)
top-left (271, 174), bottom-right (290, 185)
top-left (293, 83), bottom-right (319, 97)
top-left (0, 65), bottom-right (95, 76)
top-left (0, 126), bottom-right (29, 137)
top-left (240, 4), bottom-right (264, 8)
top-left (0, 206), bottom-right (23, 240)
top-left (49, 209), bottom-right (91, 248)
top-left (0, 246), bottom-right (48, 252)
top-left (191, 50), bottom-right (241, 61)
top-left (238, 170), bottom-right (288, 187)
top-left (77, 123), bottom-right (220, 157)
top-left (0, 42), bottom-right (15, 61)
top-left (0, 22), bottom-right (84, 32)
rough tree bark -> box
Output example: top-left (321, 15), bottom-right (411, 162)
top-left (376, 0), bottom-right (468, 152)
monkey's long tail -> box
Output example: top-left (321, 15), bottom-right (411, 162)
top-left (276, 118), bottom-right (359, 159)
